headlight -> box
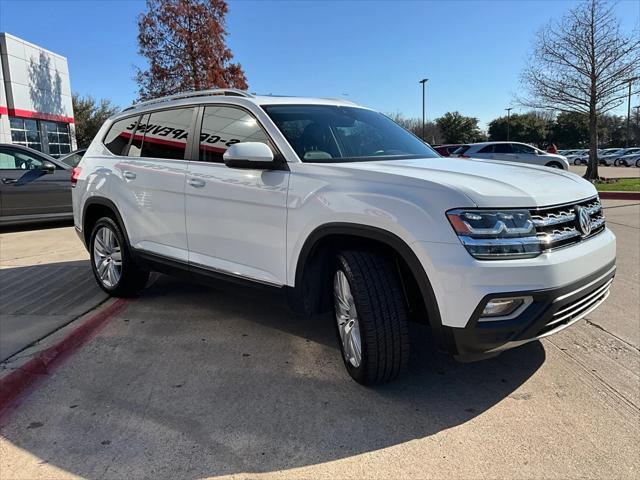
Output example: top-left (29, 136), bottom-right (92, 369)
top-left (446, 209), bottom-right (541, 260)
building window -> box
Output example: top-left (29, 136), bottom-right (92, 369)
top-left (9, 117), bottom-right (43, 152)
top-left (43, 121), bottom-right (72, 156)
top-left (8, 117), bottom-right (72, 157)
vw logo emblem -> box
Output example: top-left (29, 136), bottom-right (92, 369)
top-left (575, 206), bottom-right (592, 236)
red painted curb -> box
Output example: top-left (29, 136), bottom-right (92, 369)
top-left (599, 191), bottom-right (640, 201)
top-left (0, 298), bottom-right (129, 421)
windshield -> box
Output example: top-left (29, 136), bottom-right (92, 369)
top-left (262, 105), bottom-right (438, 162)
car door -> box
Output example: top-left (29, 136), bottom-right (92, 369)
top-left (510, 143), bottom-right (542, 166)
top-left (0, 146), bottom-right (71, 220)
top-left (108, 108), bottom-right (195, 262)
top-left (185, 105), bottom-right (289, 286)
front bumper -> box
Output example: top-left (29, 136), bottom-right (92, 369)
top-left (447, 261), bottom-right (616, 361)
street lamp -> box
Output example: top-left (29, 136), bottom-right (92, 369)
top-left (419, 78), bottom-right (428, 141)
top-left (625, 77), bottom-right (639, 148)
top-left (505, 107), bottom-right (513, 141)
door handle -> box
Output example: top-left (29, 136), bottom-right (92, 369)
top-left (2, 178), bottom-right (17, 184)
top-left (188, 178), bottom-right (205, 188)
top-left (123, 171), bottom-right (137, 180)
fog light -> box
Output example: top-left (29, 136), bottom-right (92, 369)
top-left (481, 296), bottom-right (532, 318)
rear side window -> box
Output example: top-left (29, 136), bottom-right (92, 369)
top-left (103, 116), bottom-right (140, 155)
top-left (452, 145), bottom-right (470, 155)
top-left (478, 145), bottom-right (494, 153)
top-left (139, 108), bottom-right (195, 160)
top-left (493, 143), bottom-right (512, 153)
top-left (199, 106), bottom-right (271, 163)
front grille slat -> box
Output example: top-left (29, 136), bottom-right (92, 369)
top-left (530, 197), bottom-right (606, 251)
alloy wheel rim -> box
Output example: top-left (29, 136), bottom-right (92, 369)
top-left (333, 270), bottom-right (362, 367)
top-left (93, 227), bottom-right (122, 288)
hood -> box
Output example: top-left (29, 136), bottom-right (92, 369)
top-left (328, 157), bottom-right (597, 208)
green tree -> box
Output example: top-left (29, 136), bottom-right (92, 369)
top-left (550, 112), bottom-right (589, 148)
top-left (435, 111), bottom-right (483, 144)
top-left (72, 93), bottom-right (119, 148)
top-left (488, 112), bottom-right (549, 146)
top-left (598, 115), bottom-right (626, 147)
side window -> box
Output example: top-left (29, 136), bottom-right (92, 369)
top-left (0, 149), bottom-right (44, 170)
top-left (512, 143), bottom-right (536, 154)
top-left (493, 143), bottom-right (513, 154)
top-left (104, 116), bottom-right (140, 155)
top-left (139, 108), bottom-right (194, 160)
top-left (478, 145), bottom-right (494, 153)
top-left (199, 106), bottom-right (271, 163)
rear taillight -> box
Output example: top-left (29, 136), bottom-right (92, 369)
top-left (71, 167), bottom-right (82, 187)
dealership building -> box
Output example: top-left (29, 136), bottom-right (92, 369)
top-left (0, 32), bottom-right (76, 156)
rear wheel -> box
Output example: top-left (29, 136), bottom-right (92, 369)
top-left (573, 158), bottom-right (582, 166)
top-left (90, 217), bottom-right (149, 297)
top-left (333, 250), bottom-right (409, 385)
top-left (614, 159), bottom-right (622, 167)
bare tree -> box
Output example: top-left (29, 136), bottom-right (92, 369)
top-left (520, 0), bottom-right (639, 179)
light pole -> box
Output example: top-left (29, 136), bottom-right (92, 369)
top-left (505, 107), bottom-right (513, 141)
top-left (419, 78), bottom-right (428, 141)
top-left (625, 77), bottom-right (639, 148)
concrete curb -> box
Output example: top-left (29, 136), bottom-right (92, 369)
top-left (599, 191), bottom-right (640, 201)
top-left (0, 298), bottom-right (129, 422)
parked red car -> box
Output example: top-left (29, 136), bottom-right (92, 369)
top-left (433, 144), bottom-right (463, 157)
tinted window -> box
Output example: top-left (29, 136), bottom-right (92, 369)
top-left (264, 105), bottom-right (438, 162)
top-left (493, 143), bottom-right (513, 154)
top-left (199, 106), bottom-right (271, 163)
top-left (104, 116), bottom-right (140, 155)
top-left (452, 145), bottom-right (470, 155)
top-left (0, 148), bottom-right (44, 170)
top-left (140, 108), bottom-right (194, 160)
top-left (511, 143), bottom-right (536, 154)
top-left (478, 145), bottom-right (494, 153)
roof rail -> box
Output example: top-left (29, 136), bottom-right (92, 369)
top-left (123, 88), bottom-right (254, 111)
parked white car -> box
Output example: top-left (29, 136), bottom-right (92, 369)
top-left (609, 148), bottom-right (640, 166)
top-left (566, 149), bottom-right (589, 165)
top-left (618, 152), bottom-right (640, 167)
top-left (454, 142), bottom-right (570, 169)
top-left (72, 90), bottom-right (616, 384)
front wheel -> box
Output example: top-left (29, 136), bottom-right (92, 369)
top-left (90, 217), bottom-right (149, 297)
top-left (545, 161), bottom-right (563, 169)
top-left (333, 250), bottom-right (410, 385)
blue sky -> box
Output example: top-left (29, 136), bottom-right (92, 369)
top-left (1, 0), bottom-right (638, 127)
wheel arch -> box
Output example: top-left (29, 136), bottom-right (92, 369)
top-left (81, 197), bottom-right (129, 249)
top-left (291, 223), bottom-right (450, 350)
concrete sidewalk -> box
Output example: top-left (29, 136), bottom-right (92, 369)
top-left (0, 226), bottom-right (107, 361)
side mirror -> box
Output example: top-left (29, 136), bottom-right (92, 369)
top-left (42, 161), bottom-right (56, 174)
top-left (223, 142), bottom-right (276, 169)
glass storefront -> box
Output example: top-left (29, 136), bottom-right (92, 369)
top-left (8, 117), bottom-right (72, 157)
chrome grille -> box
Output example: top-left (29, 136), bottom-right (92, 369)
top-left (537, 278), bottom-right (613, 337)
top-left (530, 197), bottom-right (605, 250)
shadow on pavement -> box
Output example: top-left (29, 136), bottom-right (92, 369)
top-left (0, 219), bottom-right (74, 234)
top-left (1, 274), bottom-right (545, 478)
top-left (0, 260), bottom-right (107, 361)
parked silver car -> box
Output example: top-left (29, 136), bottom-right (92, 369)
top-left (453, 142), bottom-right (570, 169)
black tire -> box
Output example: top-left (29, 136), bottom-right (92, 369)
top-left (573, 158), bottom-right (582, 166)
top-left (614, 159), bottom-right (621, 167)
top-left (89, 217), bottom-right (149, 297)
top-left (545, 161), bottom-right (563, 169)
top-left (333, 250), bottom-right (410, 385)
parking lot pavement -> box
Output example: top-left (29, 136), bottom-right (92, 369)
top-left (569, 165), bottom-right (640, 178)
top-left (0, 208), bottom-right (638, 479)
top-left (0, 225), bottom-right (107, 361)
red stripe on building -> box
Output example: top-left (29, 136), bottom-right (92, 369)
top-left (7, 108), bottom-right (74, 124)
top-left (0, 106), bottom-right (8, 115)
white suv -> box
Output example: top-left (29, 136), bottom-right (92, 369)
top-left (455, 142), bottom-right (570, 169)
top-left (72, 90), bottom-right (616, 384)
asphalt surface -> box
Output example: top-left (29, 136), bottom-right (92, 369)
top-left (0, 202), bottom-right (638, 479)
